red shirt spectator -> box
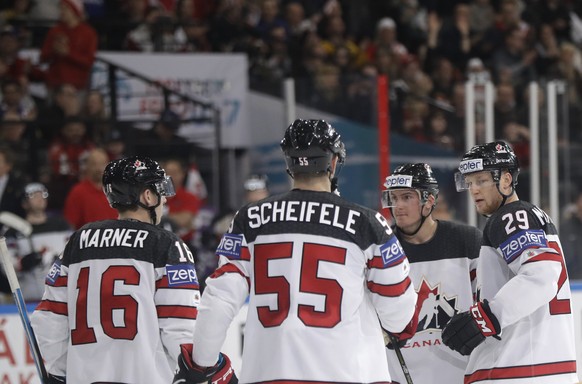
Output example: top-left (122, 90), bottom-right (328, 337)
top-left (48, 119), bottom-right (95, 182)
top-left (63, 148), bottom-right (117, 229)
top-left (163, 159), bottom-right (202, 242)
top-left (40, 0), bottom-right (98, 91)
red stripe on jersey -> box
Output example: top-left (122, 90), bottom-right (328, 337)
top-left (253, 381), bottom-right (392, 384)
top-left (155, 276), bottom-right (199, 290)
top-left (464, 360), bottom-right (577, 383)
top-left (49, 275), bottom-right (68, 287)
top-left (367, 277), bottom-right (411, 297)
top-left (241, 246), bottom-right (251, 261)
top-left (524, 252), bottom-right (563, 264)
top-left (36, 300), bottom-right (68, 316)
top-left (156, 305), bottom-right (198, 319)
top-left (210, 263), bottom-right (250, 290)
top-left (367, 256), bottom-right (404, 269)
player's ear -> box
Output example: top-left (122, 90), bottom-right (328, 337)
top-left (500, 170), bottom-right (513, 191)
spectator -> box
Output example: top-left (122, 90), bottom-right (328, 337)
top-left (243, 173), bottom-right (269, 203)
top-left (124, 6), bottom-right (182, 52)
top-left (39, 0), bottom-right (98, 96)
top-left (320, 15), bottom-right (366, 70)
top-left (63, 147), bottom-right (116, 229)
top-left (491, 27), bottom-right (537, 90)
top-left (0, 24), bottom-right (41, 87)
top-left (0, 78), bottom-right (36, 119)
top-left (47, 116), bottom-right (95, 209)
top-left (103, 128), bottom-right (127, 160)
top-left (435, 3), bottom-right (473, 71)
top-left (0, 146), bottom-right (26, 217)
top-left (494, 83), bottom-right (518, 138)
top-left (253, 0), bottom-right (287, 43)
top-left (36, 83), bottom-right (82, 145)
top-left (133, 108), bottom-right (192, 162)
top-left (208, 0), bottom-right (252, 52)
top-left (162, 158), bottom-right (202, 242)
top-left (365, 17), bottom-right (408, 63)
top-left (535, 24), bottom-right (561, 76)
top-left (82, 89), bottom-right (111, 145)
top-left (0, 110), bottom-right (31, 179)
top-left (469, 0), bottom-right (495, 35)
top-left (4, 182), bottom-right (72, 301)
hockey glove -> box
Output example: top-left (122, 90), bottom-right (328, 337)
top-left (173, 344), bottom-right (238, 384)
top-left (20, 252), bottom-right (43, 271)
top-left (47, 374), bottom-right (66, 383)
top-left (442, 300), bottom-right (501, 356)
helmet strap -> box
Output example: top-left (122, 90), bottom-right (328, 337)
top-left (495, 170), bottom-right (516, 210)
top-left (329, 155), bottom-right (342, 194)
top-left (138, 188), bottom-right (162, 225)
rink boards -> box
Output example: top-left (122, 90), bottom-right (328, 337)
top-left (2, 285), bottom-right (582, 383)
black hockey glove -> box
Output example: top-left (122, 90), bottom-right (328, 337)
top-left (173, 344), bottom-right (238, 384)
top-left (442, 300), bottom-right (501, 356)
top-left (20, 252), bottom-right (43, 271)
top-left (47, 374), bottom-right (66, 383)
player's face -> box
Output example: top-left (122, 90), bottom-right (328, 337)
top-left (464, 171), bottom-right (501, 215)
top-left (389, 189), bottom-right (423, 229)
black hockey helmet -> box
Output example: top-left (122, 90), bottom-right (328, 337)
top-left (382, 163), bottom-right (439, 208)
top-left (455, 141), bottom-right (520, 192)
top-left (102, 156), bottom-right (175, 209)
top-left (280, 119), bottom-right (346, 175)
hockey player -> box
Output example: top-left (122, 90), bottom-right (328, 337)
top-left (173, 119), bottom-right (418, 383)
top-left (29, 156), bottom-right (232, 383)
top-left (382, 163), bottom-right (481, 383)
top-left (442, 142), bottom-right (578, 383)
top-left (4, 182), bottom-right (72, 302)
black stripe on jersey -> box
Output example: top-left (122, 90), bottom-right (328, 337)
top-left (396, 220), bottom-right (482, 263)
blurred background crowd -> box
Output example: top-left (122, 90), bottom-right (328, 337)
top-left (0, 0), bottom-right (582, 296)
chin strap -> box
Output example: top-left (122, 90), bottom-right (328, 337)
top-left (137, 190), bottom-right (162, 225)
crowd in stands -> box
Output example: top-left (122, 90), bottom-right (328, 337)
top-left (1, 0), bottom-right (582, 286)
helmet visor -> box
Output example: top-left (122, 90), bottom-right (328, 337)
top-left (454, 171), bottom-right (468, 192)
top-left (153, 176), bottom-right (176, 197)
top-left (381, 189), bottom-right (421, 208)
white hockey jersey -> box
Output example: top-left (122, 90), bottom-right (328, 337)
top-left (387, 220), bottom-right (481, 384)
top-left (5, 217), bottom-right (72, 301)
top-left (192, 190), bottom-right (417, 383)
top-left (30, 219), bottom-right (199, 384)
top-left (466, 200), bottom-right (578, 384)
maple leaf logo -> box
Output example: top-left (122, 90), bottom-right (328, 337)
top-left (416, 278), bottom-right (459, 332)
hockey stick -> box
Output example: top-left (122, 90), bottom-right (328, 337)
top-left (0, 211), bottom-right (39, 258)
top-left (387, 333), bottom-right (414, 384)
top-left (0, 211), bottom-right (33, 237)
top-left (0, 236), bottom-right (48, 383)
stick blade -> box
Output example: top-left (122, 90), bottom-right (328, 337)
top-left (0, 211), bottom-right (33, 237)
